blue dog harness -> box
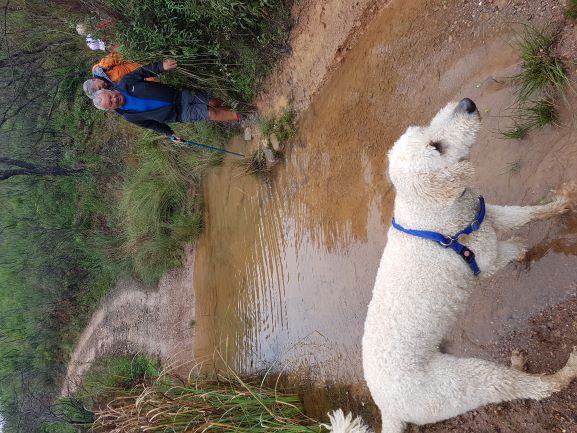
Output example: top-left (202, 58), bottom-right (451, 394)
top-left (391, 196), bottom-right (486, 275)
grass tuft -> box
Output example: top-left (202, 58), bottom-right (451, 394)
top-left (514, 26), bottom-right (568, 101)
top-left (118, 136), bottom-right (218, 284)
top-left (66, 355), bottom-right (324, 433)
top-left (237, 146), bottom-right (270, 174)
top-left (503, 98), bottom-right (558, 139)
top-left (565, 0), bottom-right (577, 18)
top-left (260, 111), bottom-right (296, 144)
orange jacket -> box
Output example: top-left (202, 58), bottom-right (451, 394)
top-left (92, 52), bottom-right (157, 83)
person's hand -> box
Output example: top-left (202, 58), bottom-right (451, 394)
top-left (163, 59), bottom-right (177, 71)
top-left (169, 134), bottom-right (184, 143)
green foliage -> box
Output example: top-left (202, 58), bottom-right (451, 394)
top-left (514, 26), bottom-right (568, 101)
top-left (79, 355), bottom-right (160, 395)
top-left (90, 366), bottom-right (321, 432)
top-left (92, 0), bottom-right (293, 102)
top-left (238, 145), bottom-right (270, 174)
top-left (502, 27), bottom-right (568, 140)
top-left (239, 111), bottom-right (295, 174)
top-left (565, 0), bottom-right (577, 18)
top-left (118, 135), bottom-right (218, 284)
top-left (260, 110), bottom-right (296, 143)
top-left (502, 98), bottom-right (558, 139)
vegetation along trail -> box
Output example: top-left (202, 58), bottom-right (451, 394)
top-left (67, 0), bottom-right (577, 431)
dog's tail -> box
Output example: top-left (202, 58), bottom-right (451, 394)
top-left (320, 409), bottom-right (373, 433)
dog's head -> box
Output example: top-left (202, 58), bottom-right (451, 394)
top-left (388, 98), bottom-right (481, 204)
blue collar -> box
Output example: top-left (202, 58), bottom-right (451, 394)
top-left (391, 196), bottom-right (485, 275)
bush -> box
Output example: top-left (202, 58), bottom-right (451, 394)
top-left (118, 135), bottom-right (218, 284)
top-left (91, 0), bottom-right (293, 102)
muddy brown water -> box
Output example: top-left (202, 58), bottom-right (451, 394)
top-left (193, 0), bottom-right (577, 429)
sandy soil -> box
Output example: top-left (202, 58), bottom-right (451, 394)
top-left (255, 0), bottom-right (389, 117)
top-left (61, 246), bottom-right (197, 394)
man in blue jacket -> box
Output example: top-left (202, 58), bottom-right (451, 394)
top-left (92, 59), bottom-right (242, 142)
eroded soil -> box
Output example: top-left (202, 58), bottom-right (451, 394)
top-left (65, 0), bottom-right (577, 432)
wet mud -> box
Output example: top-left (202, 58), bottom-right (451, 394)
top-left (194, 0), bottom-right (577, 431)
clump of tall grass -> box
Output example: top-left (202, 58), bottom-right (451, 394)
top-left (502, 26), bottom-right (569, 139)
top-left (565, 0), bottom-right (577, 19)
top-left (513, 25), bottom-right (568, 101)
top-left (261, 110), bottom-right (296, 144)
top-left (118, 135), bottom-right (218, 284)
top-left (86, 364), bottom-right (324, 432)
top-left (502, 98), bottom-right (558, 139)
top-left (237, 146), bottom-right (270, 174)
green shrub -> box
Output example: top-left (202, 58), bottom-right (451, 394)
top-left (502, 98), bottom-right (558, 139)
top-left (503, 26), bottom-right (569, 139)
top-left (118, 136), bottom-right (217, 284)
top-left (91, 0), bottom-right (293, 102)
top-left (565, 0), bottom-right (577, 18)
top-left (514, 26), bottom-right (568, 101)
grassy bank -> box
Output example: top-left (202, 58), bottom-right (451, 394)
top-left (51, 355), bottom-right (324, 433)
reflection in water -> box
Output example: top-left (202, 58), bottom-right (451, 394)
top-left (194, 135), bottom-right (389, 383)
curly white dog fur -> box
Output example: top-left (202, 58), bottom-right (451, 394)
top-left (326, 99), bottom-right (577, 433)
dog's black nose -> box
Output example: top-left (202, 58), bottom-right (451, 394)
top-left (456, 98), bottom-right (477, 114)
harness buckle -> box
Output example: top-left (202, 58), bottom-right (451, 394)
top-left (439, 237), bottom-right (454, 247)
top-left (470, 219), bottom-right (480, 231)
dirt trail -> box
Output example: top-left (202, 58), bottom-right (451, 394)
top-left (255, 0), bottom-right (389, 117)
top-left (62, 247), bottom-right (197, 395)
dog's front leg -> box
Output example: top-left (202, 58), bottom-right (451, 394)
top-left (484, 238), bottom-right (527, 276)
top-left (486, 183), bottom-right (576, 233)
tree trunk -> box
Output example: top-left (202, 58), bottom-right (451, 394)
top-left (0, 157), bottom-right (84, 181)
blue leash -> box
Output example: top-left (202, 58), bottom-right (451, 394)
top-left (391, 196), bottom-right (486, 275)
top-left (172, 137), bottom-right (245, 157)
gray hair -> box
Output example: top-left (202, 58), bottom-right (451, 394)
top-left (92, 90), bottom-right (109, 111)
top-left (83, 79), bottom-right (97, 99)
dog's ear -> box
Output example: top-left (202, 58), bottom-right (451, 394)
top-left (415, 161), bottom-right (474, 204)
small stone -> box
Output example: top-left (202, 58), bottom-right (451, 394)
top-left (263, 147), bottom-right (276, 167)
top-left (270, 134), bottom-right (281, 151)
top-left (243, 127), bottom-right (252, 141)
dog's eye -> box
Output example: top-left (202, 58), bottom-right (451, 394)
top-left (429, 141), bottom-right (444, 154)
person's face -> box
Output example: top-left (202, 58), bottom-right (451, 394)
top-left (92, 78), bottom-right (108, 92)
top-left (100, 90), bottom-right (124, 110)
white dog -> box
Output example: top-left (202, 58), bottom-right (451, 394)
top-left (325, 99), bottom-right (577, 433)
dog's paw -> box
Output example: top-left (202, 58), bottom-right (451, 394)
top-left (565, 346), bottom-right (577, 370)
top-left (511, 349), bottom-right (527, 371)
top-left (509, 236), bottom-right (529, 261)
top-left (550, 181), bottom-right (577, 215)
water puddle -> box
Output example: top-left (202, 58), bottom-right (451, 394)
top-left (193, 0), bottom-right (577, 424)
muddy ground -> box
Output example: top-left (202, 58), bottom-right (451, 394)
top-left (65, 0), bottom-right (577, 432)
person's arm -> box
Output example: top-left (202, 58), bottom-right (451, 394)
top-left (121, 59), bottom-right (177, 83)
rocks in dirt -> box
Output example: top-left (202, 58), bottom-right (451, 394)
top-left (243, 127), bottom-right (252, 141)
top-left (263, 147), bottom-right (276, 168)
top-left (270, 134), bottom-right (281, 151)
